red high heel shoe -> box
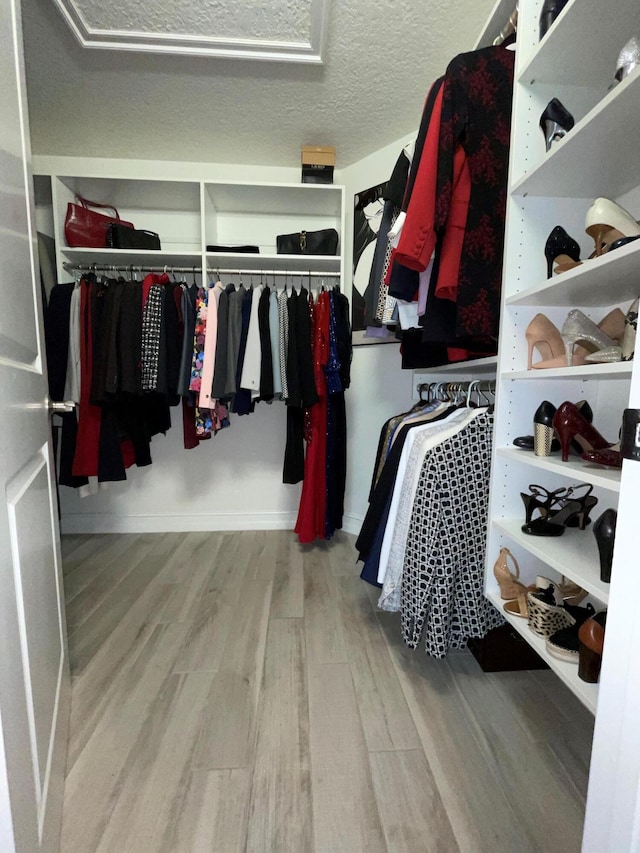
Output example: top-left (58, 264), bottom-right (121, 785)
top-left (552, 401), bottom-right (613, 462)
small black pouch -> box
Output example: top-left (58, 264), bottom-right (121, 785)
top-left (276, 228), bottom-right (338, 256)
top-left (107, 223), bottom-right (161, 250)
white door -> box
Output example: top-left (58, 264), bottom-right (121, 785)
top-left (0, 1), bottom-right (70, 851)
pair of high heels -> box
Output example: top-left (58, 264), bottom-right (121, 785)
top-left (526, 301), bottom-right (637, 369)
top-left (521, 481), bottom-right (598, 536)
top-left (513, 399), bottom-right (592, 457)
top-left (545, 200), bottom-right (640, 278)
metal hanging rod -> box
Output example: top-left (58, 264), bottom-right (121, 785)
top-left (62, 262), bottom-right (341, 278)
top-left (417, 379), bottom-right (496, 395)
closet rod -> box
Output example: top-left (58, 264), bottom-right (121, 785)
top-left (62, 263), bottom-right (341, 278)
top-left (416, 379), bottom-right (496, 393)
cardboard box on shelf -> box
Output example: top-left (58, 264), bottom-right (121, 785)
top-left (301, 145), bottom-right (335, 184)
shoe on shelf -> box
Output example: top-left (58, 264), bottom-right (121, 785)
top-left (521, 490), bottom-right (598, 536)
top-left (553, 401), bottom-right (613, 462)
top-left (593, 508), bottom-right (617, 583)
top-left (544, 225), bottom-right (581, 279)
top-left (582, 444), bottom-right (622, 468)
top-left (504, 594), bottom-right (529, 618)
top-left (526, 314), bottom-right (566, 369)
top-left (533, 400), bottom-right (556, 456)
top-left (585, 198), bottom-right (640, 257)
top-left (513, 400), bottom-right (593, 453)
top-left (520, 484), bottom-right (568, 525)
top-left (615, 36), bottom-right (640, 82)
top-left (578, 612), bottom-right (607, 682)
top-left (527, 585), bottom-right (575, 638)
top-left (493, 546), bottom-right (532, 600)
top-left (539, 0), bottom-right (569, 41)
top-left (539, 98), bottom-right (575, 152)
top-left (606, 235), bottom-right (640, 253)
top-left (561, 309), bottom-right (617, 366)
top-left (585, 298), bottom-right (638, 363)
top-left (546, 602), bottom-right (596, 662)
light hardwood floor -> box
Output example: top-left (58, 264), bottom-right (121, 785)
top-left (59, 530), bottom-right (593, 853)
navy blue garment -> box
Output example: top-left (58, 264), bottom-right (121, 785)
top-left (359, 492), bottom-right (392, 588)
top-left (232, 287), bottom-right (255, 416)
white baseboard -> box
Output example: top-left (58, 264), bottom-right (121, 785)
top-left (341, 513), bottom-right (363, 536)
top-left (61, 510), bottom-right (365, 537)
top-left (60, 511), bottom-right (299, 535)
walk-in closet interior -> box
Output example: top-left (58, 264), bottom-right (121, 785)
top-left (2, 0), bottom-right (640, 850)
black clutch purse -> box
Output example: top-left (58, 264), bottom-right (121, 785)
top-left (276, 228), bottom-right (338, 256)
top-left (107, 223), bottom-right (161, 250)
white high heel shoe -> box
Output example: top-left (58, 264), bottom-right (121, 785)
top-left (585, 197), bottom-right (640, 256)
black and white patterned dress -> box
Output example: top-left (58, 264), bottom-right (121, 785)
top-left (400, 411), bottom-right (503, 657)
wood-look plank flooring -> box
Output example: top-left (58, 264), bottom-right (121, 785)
top-left (60, 531), bottom-right (593, 853)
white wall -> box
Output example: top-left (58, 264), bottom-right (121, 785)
top-left (337, 135), bottom-right (416, 531)
top-left (40, 145), bottom-right (415, 535)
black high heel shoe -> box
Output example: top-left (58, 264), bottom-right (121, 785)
top-left (544, 225), bottom-right (581, 279)
top-left (593, 508), bottom-right (617, 583)
top-left (520, 484), bottom-right (568, 525)
top-left (540, 98), bottom-right (575, 152)
top-left (522, 484), bottom-right (598, 536)
top-left (540, 0), bottom-right (569, 40)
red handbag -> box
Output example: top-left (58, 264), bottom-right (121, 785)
top-left (64, 195), bottom-right (134, 248)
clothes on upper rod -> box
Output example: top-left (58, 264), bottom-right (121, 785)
top-left (44, 273), bottom-right (352, 543)
top-left (364, 42), bottom-right (514, 368)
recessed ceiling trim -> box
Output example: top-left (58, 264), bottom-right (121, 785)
top-left (52, 0), bottom-right (330, 63)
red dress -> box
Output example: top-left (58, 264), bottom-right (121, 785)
top-left (295, 291), bottom-right (329, 543)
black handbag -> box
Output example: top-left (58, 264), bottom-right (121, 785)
top-left (276, 228), bottom-right (338, 256)
top-left (107, 223), bottom-right (161, 250)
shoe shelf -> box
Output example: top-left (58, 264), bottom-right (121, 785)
top-left (497, 448), bottom-right (623, 493)
top-left (486, 588), bottom-right (599, 714)
top-left (517, 0), bottom-right (637, 88)
top-left (506, 239), bottom-right (640, 308)
top-left (493, 518), bottom-right (611, 606)
top-left (511, 68), bottom-right (640, 199)
top-left (505, 362), bottom-right (633, 382)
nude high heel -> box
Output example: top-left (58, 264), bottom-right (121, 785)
top-left (493, 547), bottom-right (531, 600)
top-left (526, 314), bottom-right (565, 369)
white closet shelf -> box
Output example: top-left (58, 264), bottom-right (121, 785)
top-left (505, 363), bottom-right (632, 381)
top-left (60, 247), bottom-right (203, 268)
top-left (493, 518), bottom-right (610, 605)
top-left (518, 0), bottom-right (636, 87)
top-left (205, 252), bottom-right (341, 273)
top-left (486, 588), bottom-right (599, 713)
top-left (506, 240), bottom-right (640, 307)
top-left (511, 69), bottom-right (640, 198)
top-left (414, 356), bottom-right (498, 376)
top-left (204, 182), bottom-right (343, 217)
top-left (497, 448), bottom-right (622, 492)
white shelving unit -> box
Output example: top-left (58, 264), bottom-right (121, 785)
top-left (46, 172), bottom-right (345, 284)
top-left (485, 0), bottom-right (640, 723)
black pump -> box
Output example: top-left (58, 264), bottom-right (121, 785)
top-left (539, 98), bottom-right (575, 152)
top-left (593, 508), bottom-right (617, 583)
top-left (544, 225), bottom-right (581, 279)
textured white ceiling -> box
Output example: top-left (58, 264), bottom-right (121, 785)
top-left (77, 0), bottom-right (312, 40)
top-left (21, 0), bottom-right (496, 168)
